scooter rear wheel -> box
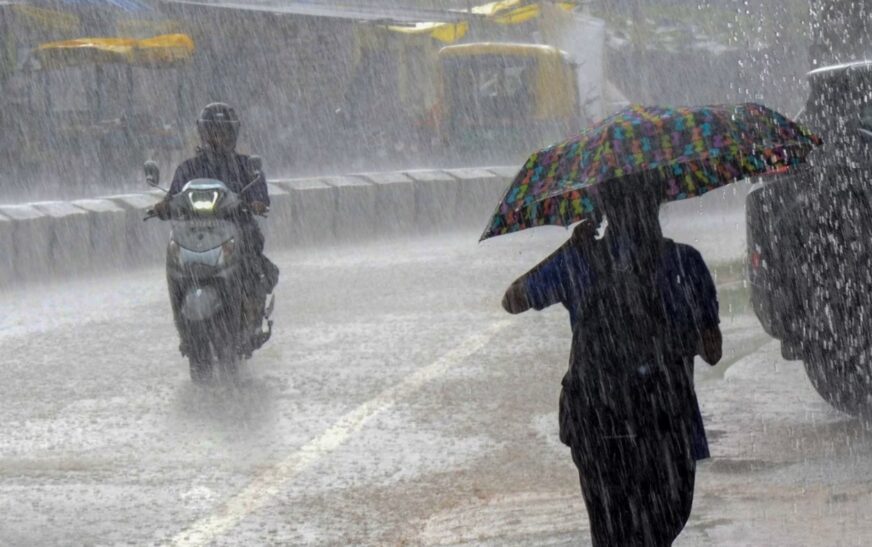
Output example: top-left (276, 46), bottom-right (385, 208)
top-left (185, 323), bottom-right (218, 383)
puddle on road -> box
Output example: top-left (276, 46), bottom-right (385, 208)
top-left (171, 373), bottom-right (281, 432)
top-left (706, 458), bottom-right (786, 475)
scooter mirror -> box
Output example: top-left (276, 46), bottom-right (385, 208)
top-left (249, 155), bottom-right (262, 173)
top-left (144, 160), bottom-right (160, 187)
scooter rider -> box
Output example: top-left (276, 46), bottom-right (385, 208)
top-left (153, 102), bottom-right (279, 351)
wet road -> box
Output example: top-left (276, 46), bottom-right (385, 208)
top-left (1, 213), bottom-right (870, 546)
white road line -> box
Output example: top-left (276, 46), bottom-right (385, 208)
top-left (168, 319), bottom-right (512, 547)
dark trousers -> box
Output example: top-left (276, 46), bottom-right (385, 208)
top-left (563, 390), bottom-right (696, 547)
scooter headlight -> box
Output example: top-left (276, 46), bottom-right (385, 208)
top-left (188, 189), bottom-right (221, 213)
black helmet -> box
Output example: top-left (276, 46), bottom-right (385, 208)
top-left (197, 102), bottom-right (240, 152)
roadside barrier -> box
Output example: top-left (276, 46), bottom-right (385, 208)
top-left (0, 167), bottom-right (515, 286)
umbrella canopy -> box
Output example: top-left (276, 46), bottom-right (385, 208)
top-left (480, 103), bottom-right (822, 241)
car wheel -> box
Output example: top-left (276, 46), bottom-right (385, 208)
top-left (803, 347), bottom-right (872, 418)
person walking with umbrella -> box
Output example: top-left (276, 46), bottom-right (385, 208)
top-left (503, 176), bottom-right (721, 545)
top-left (484, 104), bottom-right (822, 545)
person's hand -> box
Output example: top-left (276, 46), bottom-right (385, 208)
top-left (152, 199), bottom-right (171, 220)
top-left (249, 201), bottom-right (269, 216)
top-left (698, 327), bottom-right (723, 365)
top-left (502, 280), bottom-right (531, 314)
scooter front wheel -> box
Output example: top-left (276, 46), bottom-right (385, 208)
top-left (185, 321), bottom-right (240, 384)
top-left (185, 322), bottom-right (219, 383)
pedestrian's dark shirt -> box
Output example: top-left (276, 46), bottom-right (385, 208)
top-left (524, 238), bottom-right (719, 459)
top-left (169, 150), bottom-right (270, 205)
top-left (525, 239), bottom-right (718, 330)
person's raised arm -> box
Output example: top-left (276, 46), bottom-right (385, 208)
top-left (501, 246), bottom-right (567, 315)
top-left (500, 220), bottom-right (595, 315)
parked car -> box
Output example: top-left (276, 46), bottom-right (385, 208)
top-left (747, 60), bottom-right (872, 416)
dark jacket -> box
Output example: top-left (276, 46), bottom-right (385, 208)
top-left (524, 237), bottom-right (716, 547)
top-left (524, 238), bottom-right (718, 460)
top-left (169, 148), bottom-right (270, 206)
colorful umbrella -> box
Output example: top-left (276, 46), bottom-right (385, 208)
top-left (480, 102), bottom-right (823, 241)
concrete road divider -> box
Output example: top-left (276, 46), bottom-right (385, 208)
top-left (321, 175), bottom-right (377, 242)
top-left (0, 204), bottom-right (55, 282)
top-left (0, 212), bottom-right (13, 286)
top-left (4, 167), bottom-right (518, 285)
top-left (272, 178), bottom-right (336, 247)
top-left (406, 169), bottom-right (461, 233)
top-left (103, 192), bottom-right (168, 266)
top-left (71, 199), bottom-right (128, 270)
top-left (445, 168), bottom-right (506, 232)
top-left (359, 171), bottom-right (416, 237)
top-left (32, 201), bottom-right (93, 277)
top-left (485, 165), bottom-right (519, 180)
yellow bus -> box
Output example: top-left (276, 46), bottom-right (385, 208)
top-left (436, 42), bottom-right (583, 161)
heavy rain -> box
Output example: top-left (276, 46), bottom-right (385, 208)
top-left (0, 0), bottom-right (870, 545)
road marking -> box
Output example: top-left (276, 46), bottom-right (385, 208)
top-left (168, 319), bottom-right (512, 547)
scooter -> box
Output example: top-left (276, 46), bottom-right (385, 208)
top-left (144, 159), bottom-right (274, 382)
